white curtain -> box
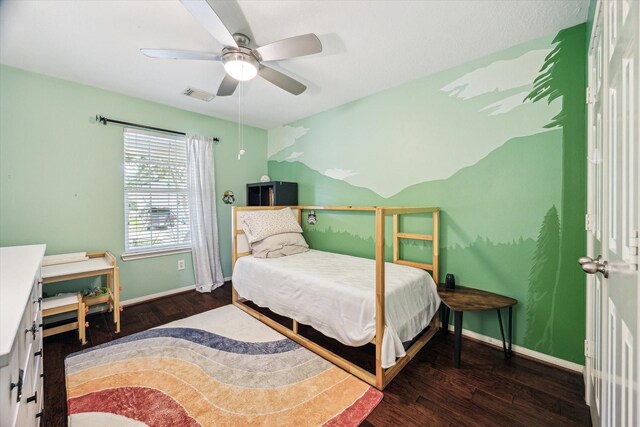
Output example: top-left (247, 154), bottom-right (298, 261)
top-left (187, 134), bottom-right (224, 292)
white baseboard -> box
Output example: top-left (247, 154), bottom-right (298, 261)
top-left (445, 324), bottom-right (584, 373)
top-left (120, 276), bottom-right (233, 307)
top-left (121, 284), bottom-right (196, 306)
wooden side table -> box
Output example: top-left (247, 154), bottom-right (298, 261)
top-left (42, 251), bottom-right (121, 334)
top-left (438, 284), bottom-right (517, 368)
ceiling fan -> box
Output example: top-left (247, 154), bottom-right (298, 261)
top-left (141, 0), bottom-right (322, 96)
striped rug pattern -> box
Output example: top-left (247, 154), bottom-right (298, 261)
top-left (65, 305), bottom-right (382, 426)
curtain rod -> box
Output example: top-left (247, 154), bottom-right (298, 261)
top-left (95, 115), bottom-right (220, 143)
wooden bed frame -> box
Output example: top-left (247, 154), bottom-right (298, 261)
top-left (231, 205), bottom-right (440, 390)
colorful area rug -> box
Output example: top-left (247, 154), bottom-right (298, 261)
top-left (65, 305), bottom-right (382, 426)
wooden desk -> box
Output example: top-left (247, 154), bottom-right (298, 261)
top-left (438, 284), bottom-right (517, 368)
top-left (42, 251), bottom-right (121, 334)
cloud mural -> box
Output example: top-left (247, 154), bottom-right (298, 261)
top-left (267, 125), bottom-right (309, 158)
top-left (479, 91), bottom-right (531, 116)
top-left (440, 49), bottom-right (551, 99)
top-left (285, 151), bottom-right (304, 161)
top-left (267, 37), bottom-right (560, 198)
top-left (323, 168), bottom-right (358, 180)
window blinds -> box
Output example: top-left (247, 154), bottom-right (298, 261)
top-left (124, 128), bottom-right (191, 252)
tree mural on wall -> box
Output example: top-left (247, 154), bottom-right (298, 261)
top-left (525, 206), bottom-right (560, 350)
top-left (523, 25), bottom-right (586, 358)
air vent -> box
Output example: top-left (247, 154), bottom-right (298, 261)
top-left (183, 87), bottom-right (215, 102)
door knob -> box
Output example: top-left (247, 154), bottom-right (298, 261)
top-left (579, 255), bottom-right (603, 265)
top-left (580, 257), bottom-right (610, 278)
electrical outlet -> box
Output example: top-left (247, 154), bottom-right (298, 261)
top-left (177, 259), bottom-right (185, 270)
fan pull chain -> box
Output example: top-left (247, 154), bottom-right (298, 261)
top-left (237, 61), bottom-right (246, 161)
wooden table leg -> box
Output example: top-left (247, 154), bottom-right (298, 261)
top-left (106, 272), bottom-right (113, 312)
top-left (497, 308), bottom-right (508, 357)
top-left (508, 306), bottom-right (513, 358)
top-left (496, 307), bottom-right (514, 359)
top-left (454, 311), bottom-right (463, 368)
top-left (442, 305), bottom-right (450, 334)
top-left (114, 267), bottom-right (120, 334)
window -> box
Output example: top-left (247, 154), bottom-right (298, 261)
top-left (124, 128), bottom-right (190, 254)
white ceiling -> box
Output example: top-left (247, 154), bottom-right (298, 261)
top-left (0, 0), bottom-right (589, 130)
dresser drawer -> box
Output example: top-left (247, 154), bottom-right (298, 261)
top-left (33, 377), bottom-right (43, 427)
top-left (25, 274), bottom-right (44, 427)
top-left (13, 352), bottom-right (35, 427)
top-left (30, 297), bottom-right (42, 356)
top-left (27, 279), bottom-right (42, 340)
top-left (30, 279), bottom-right (43, 324)
top-left (29, 332), bottom-right (43, 396)
top-left (5, 282), bottom-right (42, 427)
top-left (14, 401), bottom-right (29, 427)
top-left (33, 354), bottom-right (43, 419)
top-left (17, 342), bottom-right (41, 427)
top-left (0, 245), bottom-right (46, 427)
top-left (0, 341), bottom-right (22, 427)
top-left (21, 280), bottom-right (42, 362)
top-left (12, 298), bottom-right (33, 391)
top-left (1, 343), bottom-right (40, 427)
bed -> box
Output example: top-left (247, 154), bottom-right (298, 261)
top-left (232, 205), bottom-right (441, 390)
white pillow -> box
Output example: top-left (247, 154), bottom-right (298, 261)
top-left (251, 233), bottom-right (309, 258)
top-left (240, 207), bottom-right (303, 243)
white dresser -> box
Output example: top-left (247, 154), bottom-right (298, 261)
top-left (0, 245), bottom-right (46, 427)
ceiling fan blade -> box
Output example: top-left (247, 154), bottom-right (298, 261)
top-left (209, 0), bottom-right (254, 44)
top-left (180, 0), bottom-right (238, 48)
top-left (255, 34), bottom-right (322, 62)
top-left (140, 49), bottom-right (221, 61)
top-left (217, 74), bottom-right (239, 96)
top-left (258, 65), bottom-right (306, 95)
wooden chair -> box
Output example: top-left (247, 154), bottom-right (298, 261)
top-left (42, 292), bottom-right (87, 344)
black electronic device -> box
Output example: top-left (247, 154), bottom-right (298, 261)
top-left (445, 273), bottom-right (456, 289)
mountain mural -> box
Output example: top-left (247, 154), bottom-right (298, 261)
top-left (271, 129), bottom-right (562, 247)
top-left (270, 128), bottom-right (562, 356)
top-left (267, 24), bottom-right (586, 364)
top-left (268, 36), bottom-right (561, 199)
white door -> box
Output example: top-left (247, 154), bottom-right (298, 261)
top-left (586, 6), bottom-right (605, 423)
top-left (585, 1), bottom-right (639, 426)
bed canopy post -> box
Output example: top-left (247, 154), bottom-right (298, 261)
top-left (432, 210), bottom-right (440, 283)
top-left (392, 215), bottom-right (399, 263)
top-left (374, 208), bottom-right (386, 389)
top-left (232, 207), bottom-right (239, 303)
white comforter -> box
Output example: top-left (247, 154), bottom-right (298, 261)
top-left (232, 250), bottom-right (441, 368)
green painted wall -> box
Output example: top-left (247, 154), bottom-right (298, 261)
top-left (268, 25), bottom-right (587, 364)
top-left (0, 65), bottom-right (267, 300)
top-left (586, 0), bottom-right (598, 43)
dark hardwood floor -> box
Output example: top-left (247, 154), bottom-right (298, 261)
top-left (44, 283), bottom-right (591, 426)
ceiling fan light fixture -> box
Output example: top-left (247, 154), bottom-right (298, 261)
top-left (223, 52), bottom-right (258, 81)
